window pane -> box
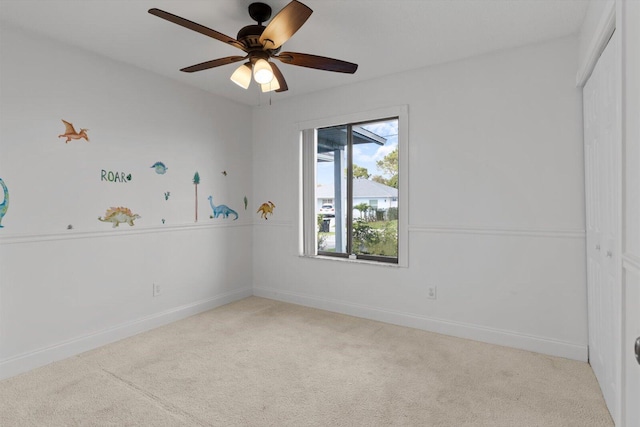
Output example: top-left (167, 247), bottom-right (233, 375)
top-left (351, 119), bottom-right (398, 258)
top-left (312, 117), bottom-right (399, 262)
top-left (317, 125), bottom-right (347, 254)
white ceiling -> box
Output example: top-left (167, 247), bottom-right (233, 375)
top-left (0, 0), bottom-right (589, 106)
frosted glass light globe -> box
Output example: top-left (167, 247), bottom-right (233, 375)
top-left (253, 59), bottom-right (274, 84)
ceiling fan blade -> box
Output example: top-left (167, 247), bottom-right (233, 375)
top-left (148, 8), bottom-right (246, 51)
top-left (180, 56), bottom-right (246, 73)
top-left (259, 1), bottom-right (312, 49)
top-left (276, 52), bottom-right (358, 74)
top-left (270, 62), bottom-right (288, 92)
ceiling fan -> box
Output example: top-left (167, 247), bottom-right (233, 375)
top-left (148, 1), bottom-right (358, 93)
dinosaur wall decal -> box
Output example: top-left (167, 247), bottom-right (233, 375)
top-left (0, 178), bottom-right (9, 228)
top-left (151, 162), bottom-right (168, 174)
top-left (257, 201), bottom-right (275, 220)
top-left (208, 195), bottom-right (238, 220)
top-left (58, 120), bottom-right (89, 143)
top-left (98, 206), bottom-right (141, 228)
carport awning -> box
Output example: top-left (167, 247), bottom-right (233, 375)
top-left (317, 125), bottom-right (386, 159)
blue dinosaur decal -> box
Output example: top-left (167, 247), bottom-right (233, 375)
top-left (151, 162), bottom-right (168, 174)
top-left (208, 195), bottom-right (238, 220)
top-left (0, 178), bottom-right (8, 228)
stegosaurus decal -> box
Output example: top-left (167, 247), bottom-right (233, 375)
top-left (98, 206), bottom-right (141, 228)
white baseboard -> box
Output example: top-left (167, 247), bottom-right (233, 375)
top-left (0, 287), bottom-right (252, 381)
top-left (253, 286), bottom-right (588, 362)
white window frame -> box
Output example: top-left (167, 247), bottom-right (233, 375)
top-left (298, 105), bottom-right (409, 267)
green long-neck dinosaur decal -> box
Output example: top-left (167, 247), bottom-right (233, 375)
top-left (0, 178), bottom-right (8, 228)
top-left (208, 195), bottom-right (238, 220)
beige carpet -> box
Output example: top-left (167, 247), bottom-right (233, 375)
top-left (0, 297), bottom-right (613, 426)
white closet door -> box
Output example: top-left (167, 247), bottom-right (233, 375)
top-left (583, 30), bottom-right (620, 424)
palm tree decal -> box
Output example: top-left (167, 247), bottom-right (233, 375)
top-left (193, 171), bottom-right (200, 222)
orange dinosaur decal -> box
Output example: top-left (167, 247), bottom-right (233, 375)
top-left (58, 120), bottom-right (89, 143)
top-left (98, 206), bottom-right (140, 228)
top-left (257, 201), bottom-right (275, 220)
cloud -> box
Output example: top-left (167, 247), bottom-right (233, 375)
top-left (352, 145), bottom-right (375, 163)
top-left (362, 121), bottom-right (398, 139)
top-left (361, 121), bottom-right (398, 162)
top-left (373, 141), bottom-right (397, 162)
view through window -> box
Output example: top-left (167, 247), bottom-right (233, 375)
top-left (316, 118), bottom-right (399, 263)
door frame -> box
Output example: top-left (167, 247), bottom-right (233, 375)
top-left (620, 0), bottom-right (640, 426)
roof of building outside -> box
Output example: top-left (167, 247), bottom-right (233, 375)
top-left (316, 179), bottom-right (397, 199)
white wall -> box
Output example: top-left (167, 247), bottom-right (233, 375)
top-left (0, 25), bottom-right (254, 379)
top-left (252, 36), bottom-right (588, 360)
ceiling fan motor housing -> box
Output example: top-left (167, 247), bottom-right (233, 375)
top-left (248, 3), bottom-right (272, 24)
top-left (239, 3), bottom-right (275, 50)
top-left (237, 24), bottom-right (265, 49)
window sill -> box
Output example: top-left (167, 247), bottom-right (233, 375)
top-left (299, 254), bottom-right (404, 268)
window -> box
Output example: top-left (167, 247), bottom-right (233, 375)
top-left (301, 109), bottom-right (406, 265)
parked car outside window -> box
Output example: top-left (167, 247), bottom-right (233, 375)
top-left (319, 204), bottom-right (335, 217)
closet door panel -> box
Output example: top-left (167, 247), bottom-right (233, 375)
top-left (583, 30), bottom-right (620, 423)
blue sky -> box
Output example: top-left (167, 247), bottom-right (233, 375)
top-left (317, 119), bottom-right (398, 186)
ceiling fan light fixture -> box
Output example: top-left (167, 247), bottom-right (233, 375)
top-left (230, 63), bottom-right (252, 89)
top-left (149, 1), bottom-right (358, 95)
top-left (261, 78), bottom-right (280, 93)
top-left (253, 58), bottom-right (274, 84)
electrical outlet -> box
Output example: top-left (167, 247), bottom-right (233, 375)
top-left (153, 283), bottom-right (161, 297)
top-left (427, 285), bottom-right (437, 300)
